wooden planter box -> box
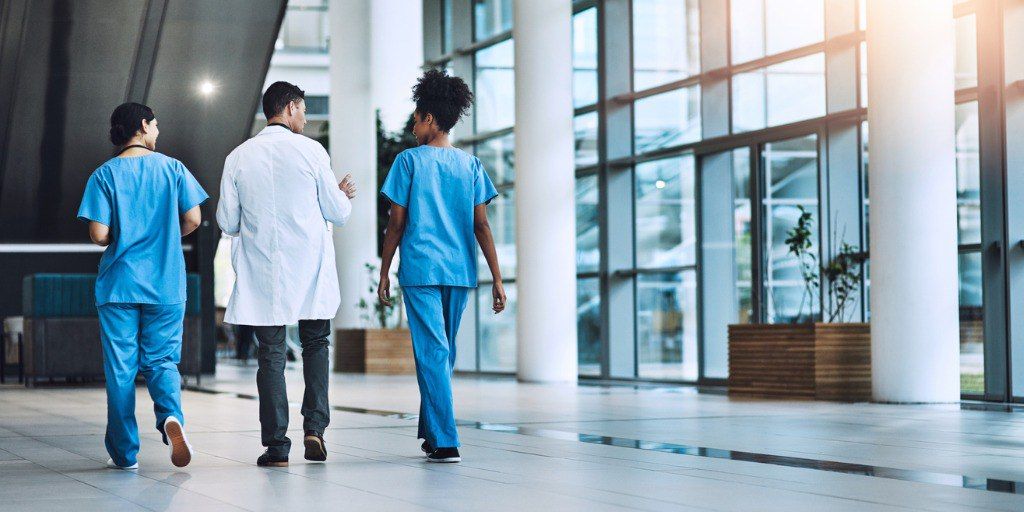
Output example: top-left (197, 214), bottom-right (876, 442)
top-left (334, 328), bottom-right (414, 375)
top-left (728, 323), bottom-right (871, 401)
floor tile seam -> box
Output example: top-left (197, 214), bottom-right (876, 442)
top-left (327, 422), bottom-right (992, 510)
top-left (170, 448), bottom-right (454, 511)
top-left (185, 384), bottom-right (1024, 497)
top-left (406, 429), bottom-right (1016, 511)
top-left (10, 434), bottom-right (254, 512)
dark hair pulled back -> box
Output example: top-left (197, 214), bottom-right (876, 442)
top-left (109, 102), bottom-right (155, 146)
top-left (412, 69), bottom-right (473, 133)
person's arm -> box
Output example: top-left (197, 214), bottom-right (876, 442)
top-left (176, 161), bottom-right (209, 237)
top-left (474, 204), bottom-right (506, 314)
top-left (181, 205), bottom-right (201, 237)
top-left (215, 155), bottom-right (241, 236)
top-left (377, 203), bottom-right (407, 306)
top-left (78, 172), bottom-right (113, 246)
top-left (314, 147), bottom-right (354, 226)
top-left (88, 221), bottom-right (112, 247)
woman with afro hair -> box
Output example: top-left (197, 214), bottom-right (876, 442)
top-left (378, 69), bottom-right (505, 463)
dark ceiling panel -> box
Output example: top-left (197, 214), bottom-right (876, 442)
top-left (0, 0), bottom-right (146, 242)
top-left (0, 0), bottom-right (285, 243)
top-left (143, 0), bottom-right (286, 204)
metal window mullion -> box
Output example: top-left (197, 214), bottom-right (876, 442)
top-left (975, 0), bottom-right (1010, 401)
top-left (599, 0), bottom-right (635, 380)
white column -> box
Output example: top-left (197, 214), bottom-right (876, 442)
top-left (513, 0), bottom-right (577, 383)
top-left (329, 0), bottom-right (377, 328)
top-left (370, 0), bottom-right (423, 131)
top-left (867, 0), bottom-right (959, 402)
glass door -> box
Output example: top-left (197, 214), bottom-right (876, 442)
top-left (760, 134), bottom-right (821, 324)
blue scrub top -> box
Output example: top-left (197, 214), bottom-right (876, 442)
top-left (77, 153), bottom-right (209, 306)
top-left (380, 146), bottom-right (498, 287)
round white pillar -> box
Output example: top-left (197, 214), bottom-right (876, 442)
top-left (513, 0), bottom-right (577, 383)
top-left (329, 0), bottom-right (378, 328)
top-left (867, 0), bottom-right (959, 402)
top-left (370, 0), bottom-right (423, 132)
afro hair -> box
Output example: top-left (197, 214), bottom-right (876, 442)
top-left (412, 68), bottom-right (474, 133)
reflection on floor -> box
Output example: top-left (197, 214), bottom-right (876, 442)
top-left (2, 363), bottom-right (1024, 511)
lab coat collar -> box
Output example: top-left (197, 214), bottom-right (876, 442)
top-left (258, 124), bottom-right (293, 136)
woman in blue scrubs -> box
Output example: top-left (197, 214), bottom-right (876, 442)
top-left (378, 70), bottom-right (505, 463)
top-left (77, 102), bottom-right (208, 470)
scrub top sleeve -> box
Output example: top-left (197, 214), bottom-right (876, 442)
top-left (380, 152), bottom-right (412, 208)
top-left (176, 162), bottom-right (209, 214)
top-left (473, 158), bottom-right (499, 206)
top-left (77, 172), bottom-right (113, 226)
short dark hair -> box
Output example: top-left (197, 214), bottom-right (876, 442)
top-left (412, 69), bottom-right (473, 133)
top-left (109, 102), bottom-right (155, 146)
top-left (262, 81), bottom-right (305, 119)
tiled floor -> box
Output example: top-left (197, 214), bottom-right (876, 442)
top-left (2, 363), bottom-right (1024, 511)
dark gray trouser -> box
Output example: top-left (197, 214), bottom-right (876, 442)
top-left (254, 319), bottom-right (331, 457)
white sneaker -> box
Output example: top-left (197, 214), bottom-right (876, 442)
top-left (163, 416), bottom-right (193, 468)
top-left (106, 458), bottom-right (139, 470)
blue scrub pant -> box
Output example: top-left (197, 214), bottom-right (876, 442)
top-left (98, 302), bottom-right (186, 467)
top-left (403, 286), bottom-right (470, 449)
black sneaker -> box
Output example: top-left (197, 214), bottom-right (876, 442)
top-left (426, 447), bottom-right (461, 463)
top-left (421, 440), bottom-right (432, 456)
top-left (304, 431), bottom-right (327, 462)
top-left (256, 450), bottom-right (289, 467)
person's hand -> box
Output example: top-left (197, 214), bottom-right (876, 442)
top-left (492, 281), bottom-right (506, 314)
top-left (377, 273), bottom-right (392, 307)
top-left (339, 173), bottom-right (357, 199)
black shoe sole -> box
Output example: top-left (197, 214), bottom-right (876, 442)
top-left (304, 436), bottom-right (327, 462)
top-left (257, 461), bottom-right (289, 467)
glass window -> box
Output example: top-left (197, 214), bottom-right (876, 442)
top-left (479, 282), bottom-right (517, 372)
top-left (476, 133), bottom-right (515, 185)
top-left (578, 277), bottom-right (601, 376)
top-left (859, 42), bottom-right (868, 108)
top-left (442, 0), bottom-right (454, 54)
top-left (478, 188), bottom-right (516, 279)
top-left (732, 53), bottom-right (826, 133)
top-left (762, 135), bottom-right (820, 324)
top-left (956, 102), bottom-right (980, 245)
top-left (632, 0), bottom-right (700, 91)
top-left (577, 175), bottom-right (600, 273)
top-left (635, 86), bottom-right (701, 154)
top-left (635, 156), bottom-right (697, 269)
top-left (733, 149), bottom-right (754, 325)
top-left (730, 0), bottom-right (824, 64)
top-left (574, 112), bottom-right (599, 167)
top-left (474, 0), bottom-right (513, 41)
top-left (475, 39), bottom-right (515, 132)
top-left (637, 271), bottom-right (698, 380)
top-left (276, 2), bottom-right (329, 52)
top-left (959, 252), bottom-right (984, 394)
top-left (573, 7), bottom-right (599, 108)
top-left (861, 121), bottom-right (871, 320)
top-left (696, 148), bottom-right (753, 380)
top-left (956, 101), bottom-right (982, 395)
top-left (956, 15), bottom-right (978, 90)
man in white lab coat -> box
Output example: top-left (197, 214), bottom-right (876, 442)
top-left (216, 81), bottom-right (356, 467)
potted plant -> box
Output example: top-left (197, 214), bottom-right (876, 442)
top-left (728, 207), bottom-right (871, 401)
top-left (334, 263), bottom-right (414, 374)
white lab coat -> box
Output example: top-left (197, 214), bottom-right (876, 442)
top-left (216, 125), bottom-right (352, 326)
